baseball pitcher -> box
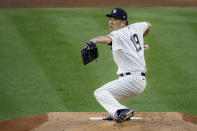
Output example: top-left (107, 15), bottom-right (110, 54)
top-left (81, 8), bottom-right (151, 123)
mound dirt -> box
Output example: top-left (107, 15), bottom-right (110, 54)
top-left (0, 112), bottom-right (197, 131)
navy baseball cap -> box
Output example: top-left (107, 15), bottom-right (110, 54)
top-left (106, 8), bottom-right (127, 20)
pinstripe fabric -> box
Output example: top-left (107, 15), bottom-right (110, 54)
top-left (109, 22), bottom-right (148, 74)
top-left (94, 22), bottom-right (148, 117)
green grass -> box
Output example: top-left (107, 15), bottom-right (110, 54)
top-left (0, 8), bottom-right (197, 120)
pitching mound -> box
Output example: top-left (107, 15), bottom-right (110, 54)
top-left (0, 112), bottom-right (197, 131)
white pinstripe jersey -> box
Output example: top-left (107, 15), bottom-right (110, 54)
top-left (108, 22), bottom-right (148, 75)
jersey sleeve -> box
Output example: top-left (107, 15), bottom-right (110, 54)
top-left (129, 22), bottom-right (148, 35)
top-left (108, 32), bottom-right (124, 51)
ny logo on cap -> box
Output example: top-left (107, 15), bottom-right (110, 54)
top-left (113, 9), bottom-right (117, 14)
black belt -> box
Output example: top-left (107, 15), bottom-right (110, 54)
top-left (120, 72), bottom-right (146, 77)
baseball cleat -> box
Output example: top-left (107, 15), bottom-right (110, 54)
top-left (114, 109), bottom-right (134, 123)
top-left (103, 115), bottom-right (113, 121)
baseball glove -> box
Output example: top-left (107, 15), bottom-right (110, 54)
top-left (81, 41), bottom-right (98, 65)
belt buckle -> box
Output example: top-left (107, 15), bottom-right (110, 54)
top-left (122, 73), bottom-right (127, 76)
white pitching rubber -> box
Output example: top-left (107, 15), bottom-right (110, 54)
top-left (89, 116), bottom-right (143, 120)
top-left (130, 117), bottom-right (143, 120)
top-left (89, 117), bottom-right (104, 120)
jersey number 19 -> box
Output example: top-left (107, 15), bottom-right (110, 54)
top-left (130, 34), bottom-right (142, 52)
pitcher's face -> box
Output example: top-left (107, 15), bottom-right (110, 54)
top-left (109, 17), bottom-right (126, 32)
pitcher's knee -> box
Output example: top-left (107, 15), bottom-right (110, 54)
top-left (94, 88), bottom-right (108, 100)
top-left (94, 88), bottom-right (102, 98)
top-left (139, 86), bottom-right (146, 94)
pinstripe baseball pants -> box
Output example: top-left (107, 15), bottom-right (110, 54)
top-left (94, 72), bottom-right (146, 117)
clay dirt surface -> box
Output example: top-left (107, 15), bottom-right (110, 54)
top-left (0, 112), bottom-right (197, 131)
top-left (0, 0), bottom-right (197, 8)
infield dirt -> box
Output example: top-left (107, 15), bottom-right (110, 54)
top-left (0, 112), bottom-right (197, 131)
top-left (0, 0), bottom-right (197, 131)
